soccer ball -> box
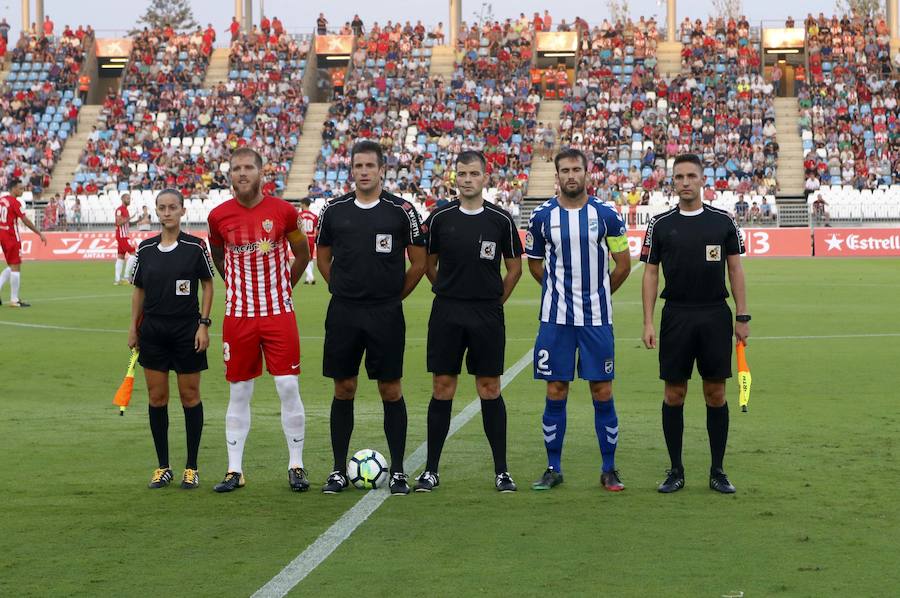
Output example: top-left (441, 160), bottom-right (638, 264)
top-left (347, 449), bottom-right (389, 489)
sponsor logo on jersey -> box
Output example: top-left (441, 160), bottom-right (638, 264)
top-left (706, 245), bottom-right (721, 261)
top-left (480, 240), bottom-right (496, 259)
top-left (262, 219), bottom-right (274, 233)
top-left (232, 241), bottom-right (259, 254)
top-left (376, 233), bottom-right (392, 253)
top-left (257, 238), bottom-right (273, 254)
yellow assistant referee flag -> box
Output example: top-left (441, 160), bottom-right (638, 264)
top-left (736, 341), bottom-right (751, 413)
top-left (113, 349), bottom-right (139, 415)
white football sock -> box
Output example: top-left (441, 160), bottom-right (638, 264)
top-left (125, 255), bottom-right (137, 282)
top-left (304, 261), bottom-right (315, 282)
top-left (225, 380), bottom-right (254, 473)
top-left (274, 375), bottom-right (306, 468)
top-left (0, 267), bottom-right (9, 295)
top-left (10, 271), bottom-right (20, 302)
top-left (114, 258), bottom-right (124, 282)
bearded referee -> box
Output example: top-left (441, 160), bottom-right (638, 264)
top-left (317, 140), bottom-right (427, 496)
top-left (641, 153), bottom-right (750, 494)
top-left (415, 151), bottom-right (523, 493)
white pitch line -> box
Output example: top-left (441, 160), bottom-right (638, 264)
top-left (251, 349), bottom-right (534, 598)
top-left (27, 293), bottom-right (125, 302)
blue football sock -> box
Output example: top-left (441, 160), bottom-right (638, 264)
top-left (542, 398), bottom-right (567, 472)
top-left (594, 398), bottom-right (618, 473)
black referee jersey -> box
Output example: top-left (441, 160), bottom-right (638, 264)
top-left (316, 190), bottom-right (425, 302)
top-left (640, 205), bottom-right (745, 304)
top-left (132, 232), bottom-right (215, 317)
top-left (425, 200), bottom-right (523, 301)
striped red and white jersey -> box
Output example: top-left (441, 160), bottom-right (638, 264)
top-left (208, 195), bottom-right (300, 317)
top-left (0, 194), bottom-right (23, 239)
top-left (115, 205), bottom-right (130, 239)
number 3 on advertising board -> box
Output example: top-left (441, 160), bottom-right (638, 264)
top-left (741, 230), bottom-right (770, 256)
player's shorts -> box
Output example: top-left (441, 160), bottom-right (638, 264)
top-left (307, 239), bottom-right (316, 259)
top-left (533, 321), bottom-right (615, 382)
top-left (138, 315), bottom-right (208, 374)
top-left (659, 302), bottom-right (733, 381)
top-left (427, 297), bottom-right (505, 377)
top-left (323, 298), bottom-right (405, 380)
top-left (222, 311), bottom-right (300, 382)
top-left (0, 234), bottom-right (22, 265)
top-left (116, 237), bottom-right (136, 255)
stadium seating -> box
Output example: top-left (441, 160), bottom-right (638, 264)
top-left (798, 14), bottom-right (899, 191)
top-left (0, 29), bottom-right (90, 195)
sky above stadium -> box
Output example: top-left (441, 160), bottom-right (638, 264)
top-left (2, 0), bottom-right (834, 40)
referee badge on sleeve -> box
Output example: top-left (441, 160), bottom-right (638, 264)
top-left (706, 245), bottom-right (722, 261)
top-left (480, 240), bottom-right (496, 259)
top-left (176, 280), bottom-right (191, 295)
top-left (375, 233), bottom-right (392, 253)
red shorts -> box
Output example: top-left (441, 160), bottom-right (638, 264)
top-left (0, 234), bottom-right (22, 265)
top-left (116, 237), bottom-right (135, 255)
top-left (222, 311), bottom-right (301, 382)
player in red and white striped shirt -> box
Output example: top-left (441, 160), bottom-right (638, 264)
top-left (207, 147), bottom-right (312, 493)
top-left (0, 178), bottom-right (47, 307)
top-left (297, 197), bottom-right (318, 284)
top-left (114, 193), bottom-right (137, 285)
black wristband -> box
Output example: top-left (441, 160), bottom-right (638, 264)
top-left (199, 317), bottom-right (212, 327)
top-left (735, 314), bottom-right (751, 323)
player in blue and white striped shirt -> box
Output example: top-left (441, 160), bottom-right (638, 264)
top-left (525, 149), bottom-right (632, 491)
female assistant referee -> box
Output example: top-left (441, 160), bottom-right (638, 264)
top-left (127, 189), bottom-right (214, 489)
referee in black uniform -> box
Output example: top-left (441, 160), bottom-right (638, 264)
top-left (415, 150), bottom-right (523, 493)
top-left (640, 154), bottom-right (750, 494)
top-left (128, 189), bottom-right (214, 490)
top-left (316, 140), bottom-right (427, 495)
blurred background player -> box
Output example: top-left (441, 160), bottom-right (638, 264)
top-left (207, 148), bottom-right (312, 493)
top-left (641, 153), bottom-right (749, 495)
top-left (0, 178), bottom-right (47, 307)
top-left (417, 151), bottom-right (523, 493)
top-left (114, 193), bottom-right (138, 285)
top-left (297, 197), bottom-right (318, 284)
top-left (525, 149), bottom-right (631, 492)
top-left (128, 189), bottom-right (214, 490)
top-left (316, 140), bottom-right (427, 496)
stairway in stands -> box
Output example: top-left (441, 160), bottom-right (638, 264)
top-left (519, 99), bottom-right (564, 223)
top-left (656, 41), bottom-right (683, 76)
top-left (429, 45), bottom-right (455, 79)
top-left (281, 102), bottom-right (331, 199)
top-left (203, 47), bottom-right (231, 88)
top-left (773, 96), bottom-right (805, 196)
top-left (45, 105), bottom-right (104, 197)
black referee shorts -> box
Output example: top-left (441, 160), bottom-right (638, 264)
top-left (138, 316), bottom-right (208, 374)
top-left (659, 302), bottom-right (733, 382)
top-left (427, 297), bottom-right (505, 377)
top-left (323, 299), bottom-right (405, 381)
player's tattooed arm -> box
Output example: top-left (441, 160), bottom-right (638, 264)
top-left (209, 244), bottom-right (226, 280)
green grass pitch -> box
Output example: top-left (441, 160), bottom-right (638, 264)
top-left (1, 257), bottom-right (898, 596)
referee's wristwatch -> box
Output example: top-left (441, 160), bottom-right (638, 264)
top-left (735, 314), bottom-right (751, 323)
top-left (199, 317), bottom-right (212, 327)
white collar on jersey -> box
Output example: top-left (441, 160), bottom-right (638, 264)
top-left (679, 207), bottom-right (704, 217)
top-left (354, 198), bottom-right (380, 210)
top-left (157, 241), bottom-right (179, 252)
top-left (459, 205), bottom-right (484, 215)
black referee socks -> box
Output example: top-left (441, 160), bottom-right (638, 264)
top-left (661, 402), bottom-right (684, 471)
top-left (481, 396), bottom-right (508, 475)
top-left (383, 397), bottom-right (408, 474)
top-left (706, 403), bottom-right (730, 472)
top-left (183, 402), bottom-right (203, 471)
top-left (148, 404), bottom-right (169, 469)
top-left (426, 397), bottom-right (452, 473)
top-left (330, 398), bottom-right (355, 473)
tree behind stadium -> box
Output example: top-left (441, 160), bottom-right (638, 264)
top-left (130, 0), bottom-right (200, 34)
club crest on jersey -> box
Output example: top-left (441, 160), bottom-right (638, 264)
top-left (262, 219), bottom-right (274, 233)
top-left (525, 231), bottom-right (534, 251)
top-left (480, 240), bottom-right (496, 259)
top-left (176, 280), bottom-right (190, 295)
top-left (706, 245), bottom-right (721, 261)
top-left (589, 219), bottom-right (599, 233)
top-left (605, 358), bottom-right (614, 374)
top-left (376, 233), bottom-right (392, 253)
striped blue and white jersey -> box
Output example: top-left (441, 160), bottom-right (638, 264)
top-left (525, 196), bottom-right (628, 326)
